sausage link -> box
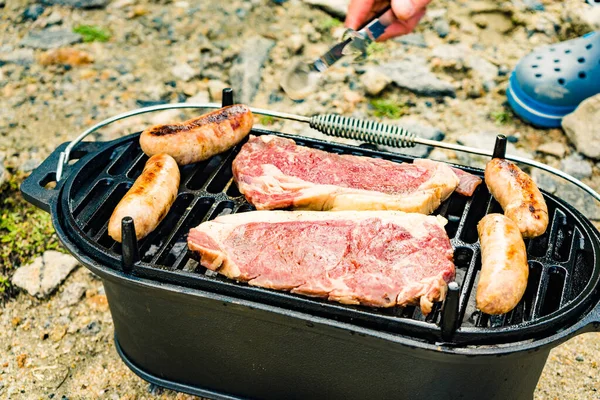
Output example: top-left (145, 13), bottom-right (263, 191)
top-left (476, 213), bottom-right (529, 315)
top-left (484, 158), bottom-right (549, 238)
top-left (139, 104), bottom-right (253, 165)
top-left (108, 153), bottom-right (180, 243)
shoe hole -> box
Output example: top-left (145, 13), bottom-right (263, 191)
top-left (558, 78), bottom-right (565, 85)
top-left (578, 57), bottom-right (586, 63)
top-left (586, 44), bottom-right (593, 50)
top-left (535, 73), bottom-right (542, 78)
top-left (554, 68), bottom-right (561, 72)
top-left (532, 65), bottom-right (539, 68)
top-left (536, 56), bottom-right (542, 60)
top-left (550, 48), bottom-right (556, 52)
top-left (565, 49), bottom-right (571, 54)
top-left (554, 59), bottom-right (560, 63)
top-left (579, 72), bottom-right (587, 79)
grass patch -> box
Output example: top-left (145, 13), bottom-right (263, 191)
top-left (491, 109), bottom-right (512, 125)
top-left (0, 173), bottom-right (61, 298)
top-left (319, 17), bottom-right (343, 31)
top-left (73, 25), bottom-right (112, 43)
top-left (258, 115), bottom-right (275, 126)
top-left (367, 42), bottom-right (386, 58)
top-left (369, 99), bottom-right (406, 119)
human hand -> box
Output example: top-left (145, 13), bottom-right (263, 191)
top-left (345, 0), bottom-right (432, 41)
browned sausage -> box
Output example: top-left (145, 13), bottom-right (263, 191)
top-left (476, 214), bottom-right (529, 315)
top-left (108, 153), bottom-right (180, 243)
top-left (484, 158), bottom-right (549, 238)
top-left (139, 104), bottom-right (253, 165)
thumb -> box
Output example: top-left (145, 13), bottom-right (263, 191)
top-left (391, 0), bottom-right (432, 20)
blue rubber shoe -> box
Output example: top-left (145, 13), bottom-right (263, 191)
top-left (507, 31), bottom-right (600, 128)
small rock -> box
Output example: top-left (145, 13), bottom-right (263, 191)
top-left (0, 48), bottom-right (35, 66)
top-left (229, 35), bottom-right (275, 104)
top-left (302, 0), bottom-right (349, 18)
top-left (40, 0), bottom-right (108, 8)
top-left (360, 68), bottom-right (391, 96)
top-left (0, 159), bottom-right (8, 187)
top-left (171, 62), bottom-right (196, 82)
top-left (60, 282), bottom-right (87, 306)
top-left (575, 355), bottom-right (584, 362)
top-left (467, 56), bottom-right (498, 85)
top-left (378, 121), bottom-right (445, 158)
top-left (394, 33), bottom-right (428, 48)
top-left (207, 80), bottom-right (228, 101)
top-left (17, 354), bottom-right (27, 368)
top-left (562, 94), bottom-right (600, 159)
top-left (50, 325), bottom-right (67, 342)
top-left (22, 4), bottom-right (45, 21)
top-left (45, 11), bottom-right (63, 26)
top-left (431, 43), bottom-right (469, 64)
top-left (11, 251), bottom-right (79, 298)
top-left (38, 48), bottom-right (93, 66)
top-left (19, 159), bottom-right (41, 173)
top-left (20, 29), bottom-right (82, 50)
top-left (565, 4), bottom-right (600, 33)
top-left (376, 55), bottom-right (456, 97)
top-left (433, 18), bottom-right (451, 38)
top-left (560, 153), bottom-right (593, 180)
top-left (81, 321), bottom-right (101, 335)
top-left (285, 34), bottom-right (305, 54)
top-left (537, 142), bottom-right (566, 158)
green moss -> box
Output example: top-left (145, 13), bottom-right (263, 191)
top-left (0, 173), bottom-right (61, 296)
top-left (73, 25), bottom-right (112, 43)
top-left (369, 99), bottom-right (406, 119)
top-left (258, 115), bottom-right (276, 126)
top-left (319, 17), bottom-right (343, 31)
top-left (491, 109), bottom-right (512, 125)
top-left (366, 42), bottom-right (386, 58)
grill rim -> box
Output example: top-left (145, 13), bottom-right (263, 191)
top-left (22, 129), bottom-right (600, 350)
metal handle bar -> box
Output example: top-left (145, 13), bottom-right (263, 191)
top-left (54, 102), bottom-right (600, 205)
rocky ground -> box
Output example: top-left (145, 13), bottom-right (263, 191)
top-left (1, 0), bottom-right (600, 398)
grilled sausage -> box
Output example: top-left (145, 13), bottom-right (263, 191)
top-left (484, 158), bottom-right (549, 238)
top-left (139, 104), bottom-right (253, 165)
top-left (108, 153), bottom-right (180, 243)
top-left (476, 213), bottom-right (529, 315)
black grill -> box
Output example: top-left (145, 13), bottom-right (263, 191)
top-left (27, 126), bottom-right (597, 346)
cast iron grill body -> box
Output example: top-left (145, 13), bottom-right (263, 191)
top-left (22, 128), bottom-right (600, 400)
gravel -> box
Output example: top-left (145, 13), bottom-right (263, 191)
top-left (560, 153), bottom-right (593, 180)
top-left (394, 32), bottom-right (428, 48)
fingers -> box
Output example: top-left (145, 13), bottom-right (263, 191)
top-left (376, 7), bottom-right (426, 41)
top-left (390, 0), bottom-right (432, 20)
top-left (345, 0), bottom-right (376, 30)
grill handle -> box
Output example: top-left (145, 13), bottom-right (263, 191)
top-left (21, 141), bottom-right (103, 212)
top-left (53, 101), bottom-right (600, 205)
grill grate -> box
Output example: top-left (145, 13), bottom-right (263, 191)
top-left (56, 129), bottom-right (600, 346)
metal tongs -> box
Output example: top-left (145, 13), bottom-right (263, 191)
top-left (280, 7), bottom-right (397, 99)
top-left (310, 7), bottom-right (397, 72)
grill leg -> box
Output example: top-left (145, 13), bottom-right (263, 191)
top-left (121, 216), bottom-right (140, 273)
top-left (441, 282), bottom-right (460, 340)
top-left (492, 134), bottom-right (507, 159)
top-left (222, 88), bottom-right (234, 107)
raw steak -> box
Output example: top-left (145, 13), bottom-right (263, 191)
top-left (451, 167), bottom-right (482, 196)
top-left (187, 210), bottom-right (455, 315)
top-left (232, 135), bottom-right (461, 214)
